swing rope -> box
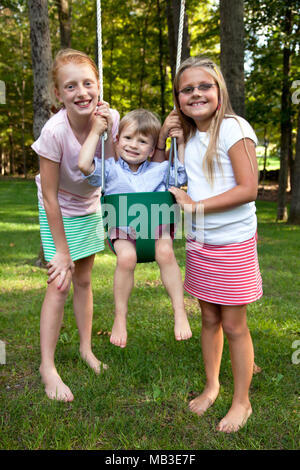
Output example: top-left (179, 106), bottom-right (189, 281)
top-left (96, 0), bottom-right (185, 263)
top-left (166, 0), bottom-right (186, 188)
top-left (96, 0), bottom-right (106, 194)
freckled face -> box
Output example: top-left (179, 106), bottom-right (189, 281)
top-left (178, 67), bottom-right (219, 131)
top-left (55, 63), bottom-right (99, 119)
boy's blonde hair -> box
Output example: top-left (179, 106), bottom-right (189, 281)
top-left (173, 56), bottom-right (236, 184)
top-left (51, 49), bottom-right (99, 104)
top-left (119, 109), bottom-right (161, 146)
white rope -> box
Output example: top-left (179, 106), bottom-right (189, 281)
top-left (175, 0), bottom-right (185, 74)
top-left (96, 0), bottom-right (104, 102)
top-left (96, 0), bottom-right (106, 192)
top-left (171, 0), bottom-right (186, 187)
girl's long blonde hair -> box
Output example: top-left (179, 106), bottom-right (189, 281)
top-left (173, 56), bottom-right (245, 184)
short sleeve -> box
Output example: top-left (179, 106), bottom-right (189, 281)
top-left (110, 108), bottom-right (120, 143)
top-left (31, 127), bottom-right (62, 163)
top-left (83, 156), bottom-right (116, 187)
top-left (221, 117), bottom-right (258, 153)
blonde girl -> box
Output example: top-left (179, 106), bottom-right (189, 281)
top-left (32, 49), bottom-right (119, 401)
top-left (169, 57), bottom-right (263, 433)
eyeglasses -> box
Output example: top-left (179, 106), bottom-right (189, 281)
top-left (178, 83), bottom-right (217, 95)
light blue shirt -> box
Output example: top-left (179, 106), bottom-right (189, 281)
top-left (84, 157), bottom-right (187, 194)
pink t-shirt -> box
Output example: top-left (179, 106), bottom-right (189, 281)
top-left (32, 108), bottom-right (120, 217)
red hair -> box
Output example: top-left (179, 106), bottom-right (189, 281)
top-left (52, 49), bottom-right (99, 89)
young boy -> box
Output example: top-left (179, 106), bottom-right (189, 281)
top-left (78, 108), bottom-right (192, 348)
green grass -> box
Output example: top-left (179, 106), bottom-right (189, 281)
top-left (0, 179), bottom-right (299, 450)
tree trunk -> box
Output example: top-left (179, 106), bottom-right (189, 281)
top-left (277, 6), bottom-right (293, 221)
top-left (57, 0), bottom-right (72, 48)
top-left (28, 0), bottom-right (52, 267)
top-left (28, 0), bottom-right (52, 140)
top-left (138, 12), bottom-right (149, 108)
top-left (288, 109), bottom-right (300, 224)
top-left (220, 0), bottom-right (245, 117)
top-left (8, 131), bottom-right (15, 175)
top-left (166, 0), bottom-right (190, 81)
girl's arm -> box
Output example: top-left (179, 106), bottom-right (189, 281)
top-left (39, 157), bottom-right (74, 290)
top-left (78, 111), bottom-right (108, 175)
top-left (153, 110), bottom-right (183, 163)
top-left (169, 138), bottom-right (258, 213)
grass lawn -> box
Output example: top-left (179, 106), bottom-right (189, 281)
top-left (0, 178), bottom-right (299, 450)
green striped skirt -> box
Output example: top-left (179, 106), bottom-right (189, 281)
top-left (38, 203), bottom-right (105, 262)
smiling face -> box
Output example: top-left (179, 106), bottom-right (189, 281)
top-left (54, 62), bottom-right (99, 121)
top-left (116, 121), bottom-right (155, 172)
top-left (178, 67), bottom-right (219, 132)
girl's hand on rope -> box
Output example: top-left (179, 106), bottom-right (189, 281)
top-left (159, 110), bottom-right (182, 145)
top-left (169, 126), bottom-right (184, 145)
top-left (168, 187), bottom-right (196, 213)
top-left (94, 101), bottom-right (112, 136)
top-left (47, 252), bottom-right (75, 291)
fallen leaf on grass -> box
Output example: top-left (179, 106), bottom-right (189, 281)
top-left (97, 330), bottom-right (111, 336)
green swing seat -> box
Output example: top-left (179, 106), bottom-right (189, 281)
top-left (96, 0), bottom-right (186, 264)
top-left (101, 191), bottom-right (180, 263)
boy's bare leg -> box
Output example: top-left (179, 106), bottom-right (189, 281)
top-left (39, 271), bottom-right (74, 401)
top-left (73, 255), bottom-right (108, 374)
top-left (110, 239), bottom-right (137, 348)
top-left (155, 236), bottom-right (192, 340)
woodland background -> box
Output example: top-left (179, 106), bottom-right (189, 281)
top-left (0, 0), bottom-right (300, 222)
top-left (0, 1), bottom-right (299, 451)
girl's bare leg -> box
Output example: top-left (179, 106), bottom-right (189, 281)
top-left (217, 304), bottom-right (253, 433)
top-left (72, 255), bottom-right (107, 374)
top-left (110, 239), bottom-right (137, 348)
top-left (189, 300), bottom-right (223, 415)
top-left (39, 271), bottom-right (74, 401)
top-left (155, 237), bottom-right (192, 340)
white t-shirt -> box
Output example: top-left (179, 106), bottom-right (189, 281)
top-left (185, 116), bottom-right (258, 245)
top-left (32, 108), bottom-right (119, 217)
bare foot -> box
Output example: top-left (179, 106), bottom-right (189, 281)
top-left (110, 315), bottom-right (127, 348)
top-left (80, 349), bottom-right (108, 374)
top-left (189, 386), bottom-right (219, 416)
top-left (217, 403), bottom-right (252, 433)
top-left (174, 312), bottom-right (192, 341)
top-left (39, 366), bottom-right (74, 402)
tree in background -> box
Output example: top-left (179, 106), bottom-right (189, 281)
top-left (166, 0), bottom-right (190, 81)
top-left (245, 0), bottom-right (299, 222)
top-left (28, 0), bottom-right (52, 140)
top-left (56, 0), bottom-right (72, 48)
top-left (220, 0), bottom-right (245, 117)
top-left (289, 109), bottom-right (300, 224)
top-left (0, 1), bottom-right (34, 176)
top-left (28, 0), bottom-right (53, 266)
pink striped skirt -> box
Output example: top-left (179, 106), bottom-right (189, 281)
top-left (184, 234), bottom-right (263, 305)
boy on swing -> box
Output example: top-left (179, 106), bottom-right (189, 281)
top-left (78, 108), bottom-right (192, 348)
